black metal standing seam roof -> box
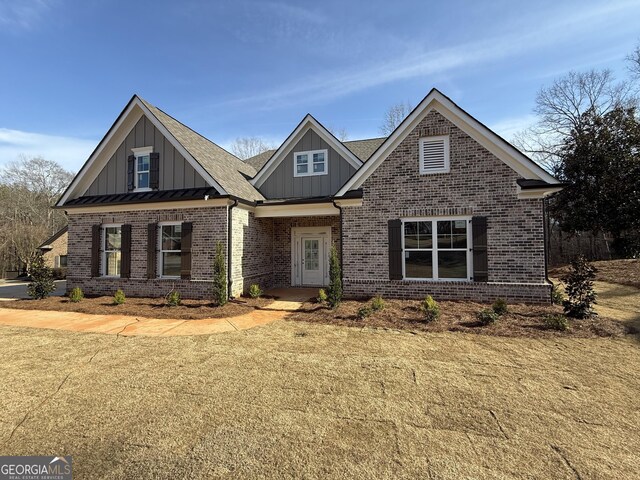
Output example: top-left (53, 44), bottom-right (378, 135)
top-left (63, 187), bottom-right (220, 207)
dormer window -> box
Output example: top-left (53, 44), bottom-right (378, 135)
top-left (294, 149), bottom-right (328, 177)
top-left (419, 136), bottom-right (450, 174)
top-left (131, 147), bottom-right (154, 191)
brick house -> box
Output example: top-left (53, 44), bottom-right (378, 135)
top-left (56, 89), bottom-right (563, 303)
top-left (39, 226), bottom-right (68, 270)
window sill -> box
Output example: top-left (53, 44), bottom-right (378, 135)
top-left (402, 278), bottom-right (472, 283)
top-left (294, 171), bottom-right (328, 178)
top-left (158, 276), bottom-right (181, 280)
top-left (133, 187), bottom-right (152, 193)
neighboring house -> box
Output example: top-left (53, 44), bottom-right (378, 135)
top-left (39, 226), bottom-right (68, 270)
top-left (55, 88), bottom-right (563, 303)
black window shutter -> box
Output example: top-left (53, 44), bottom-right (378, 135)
top-left (149, 152), bottom-right (160, 190)
top-left (147, 223), bottom-right (157, 279)
top-left (127, 155), bottom-right (135, 191)
top-left (388, 219), bottom-right (403, 280)
top-left (91, 224), bottom-right (101, 277)
top-left (121, 224), bottom-right (132, 278)
top-left (181, 222), bottom-right (193, 280)
top-left (472, 216), bottom-right (488, 282)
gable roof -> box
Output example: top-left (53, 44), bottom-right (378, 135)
top-left (57, 95), bottom-right (263, 206)
top-left (245, 149), bottom-right (276, 172)
top-left (38, 225), bottom-right (68, 249)
top-left (337, 88), bottom-right (558, 196)
top-left (250, 114), bottom-right (363, 187)
top-left (343, 137), bottom-right (387, 162)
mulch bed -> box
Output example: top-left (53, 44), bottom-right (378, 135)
top-left (550, 258), bottom-right (640, 289)
top-left (287, 299), bottom-right (631, 339)
top-left (1, 295), bottom-right (275, 320)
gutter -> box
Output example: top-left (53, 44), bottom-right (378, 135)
top-left (227, 198), bottom-right (238, 299)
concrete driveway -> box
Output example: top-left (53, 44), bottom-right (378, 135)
top-left (0, 280), bottom-right (66, 300)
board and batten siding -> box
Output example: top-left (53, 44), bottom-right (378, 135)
top-left (258, 129), bottom-right (357, 199)
top-left (84, 116), bottom-right (208, 196)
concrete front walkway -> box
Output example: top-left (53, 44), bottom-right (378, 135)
top-left (0, 288), bottom-right (314, 336)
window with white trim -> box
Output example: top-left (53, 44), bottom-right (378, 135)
top-left (419, 135), bottom-right (449, 174)
top-left (403, 218), bottom-right (471, 280)
top-left (294, 149), bottom-right (328, 177)
top-left (158, 223), bottom-right (182, 278)
top-left (102, 225), bottom-right (122, 277)
top-left (132, 146), bottom-right (153, 191)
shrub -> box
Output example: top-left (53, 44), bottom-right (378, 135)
top-left (327, 245), bottom-right (342, 309)
top-left (371, 295), bottom-right (385, 312)
top-left (113, 289), bottom-right (126, 305)
top-left (551, 283), bottom-right (565, 305)
top-left (248, 284), bottom-right (263, 298)
top-left (27, 253), bottom-right (55, 300)
top-left (166, 290), bottom-right (181, 307)
top-left (492, 298), bottom-right (508, 316)
top-left (316, 288), bottom-right (328, 304)
top-left (212, 242), bottom-right (227, 306)
top-left (51, 268), bottom-right (67, 280)
top-left (562, 255), bottom-right (597, 319)
top-left (357, 305), bottom-right (372, 320)
top-left (476, 308), bottom-right (499, 325)
top-left (545, 314), bottom-right (569, 331)
top-left (420, 295), bottom-right (440, 322)
top-left (69, 287), bottom-right (84, 303)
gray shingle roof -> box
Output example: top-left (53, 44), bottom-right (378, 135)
top-left (244, 137), bottom-right (387, 174)
top-left (140, 97), bottom-right (264, 201)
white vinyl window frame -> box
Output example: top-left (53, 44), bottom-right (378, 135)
top-left (293, 149), bottom-right (328, 177)
top-left (157, 221), bottom-right (182, 279)
top-left (132, 146), bottom-right (153, 192)
top-left (401, 216), bottom-right (473, 281)
top-left (419, 135), bottom-right (450, 174)
top-left (101, 223), bottom-right (123, 278)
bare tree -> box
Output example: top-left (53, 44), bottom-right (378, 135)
top-left (379, 101), bottom-right (412, 135)
top-left (627, 42), bottom-right (640, 79)
top-left (513, 69), bottom-right (636, 171)
top-left (327, 126), bottom-right (349, 141)
top-left (0, 156), bottom-right (74, 274)
top-left (230, 137), bottom-right (276, 160)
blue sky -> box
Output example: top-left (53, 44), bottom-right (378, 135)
top-left (0, 0), bottom-right (639, 171)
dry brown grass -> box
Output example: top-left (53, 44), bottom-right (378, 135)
top-left (0, 295), bottom-right (274, 320)
top-left (1, 320), bottom-right (638, 479)
top-left (550, 259), bottom-right (640, 289)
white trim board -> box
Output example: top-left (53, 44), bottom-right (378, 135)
top-left (57, 96), bottom-right (226, 206)
top-left (251, 114), bottom-right (362, 187)
top-left (336, 89), bottom-right (557, 196)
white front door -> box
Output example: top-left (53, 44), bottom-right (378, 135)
top-left (301, 236), bottom-right (324, 286)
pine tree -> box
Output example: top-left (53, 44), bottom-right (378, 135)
top-left (27, 253), bottom-right (55, 300)
top-left (327, 244), bottom-right (342, 308)
top-left (212, 242), bottom-right (227, 306)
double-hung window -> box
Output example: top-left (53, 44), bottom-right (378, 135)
top-left (132, 147), bottom-right (152, 191)
top-left (102, 225), bottom-right (122, 277)
top-left (403, 218), bottom-right (471, 280)
top-left (158, 223), bottom-right (182, 278)
top-left (294, 149), bottom-right (328, 177)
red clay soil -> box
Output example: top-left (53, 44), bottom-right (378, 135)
top-left (0, 295), bottom-right (275, 320)
top-left (287, 299), bottom-right (631, 339)
top-left (550, 258), bottom-right (640, 288)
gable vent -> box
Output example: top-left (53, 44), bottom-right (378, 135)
top-left (419, 135), bottom-right (450, 174)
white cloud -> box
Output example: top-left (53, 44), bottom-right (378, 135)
top-left (0, 128), bottom-right (96, 172)
top-left (0, 0), bottom-right (52, 30)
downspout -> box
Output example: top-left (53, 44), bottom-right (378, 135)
top-left (227, 198), bottom-right (238, 300)
top-left (542, 197), bottom-right (552, 301)
top-left (332, 200), bottom-right (344, 281)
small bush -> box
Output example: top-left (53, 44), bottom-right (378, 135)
top-left (327, 245), bottom-right (342, 308)
top-left (420, 295), bottom-right (440, 322)
top-left (212, 242), bottom-right (227, 306)
top-left (317, 288), bottom-right (328, 304)
top-left (492, 298), bottom-right (508, 316)
top-left (371, 295), bottom-right (385, 312)
top-left (477, 308), bottom-right (499, 325)
top-left (27, 253), bottom-right (55, 300)
top-left (166, 290), bottom-right (181, 307)
top-left (69, 287), bottom-right (84, 303)
top-left (551, 283), bottom-right (564, 305)
top-left (562, 255), bottom-right (597, 319)
top-left (52, 268), bottom-right (67, 280)
top-left (357, 305), bottom-right (372, 320)
top-left (113, 289), bottom-right (126, 305)
top-left (545, 314), bottom-right (569, 331)
top-left (248, 284), bottom-right (263, 298)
